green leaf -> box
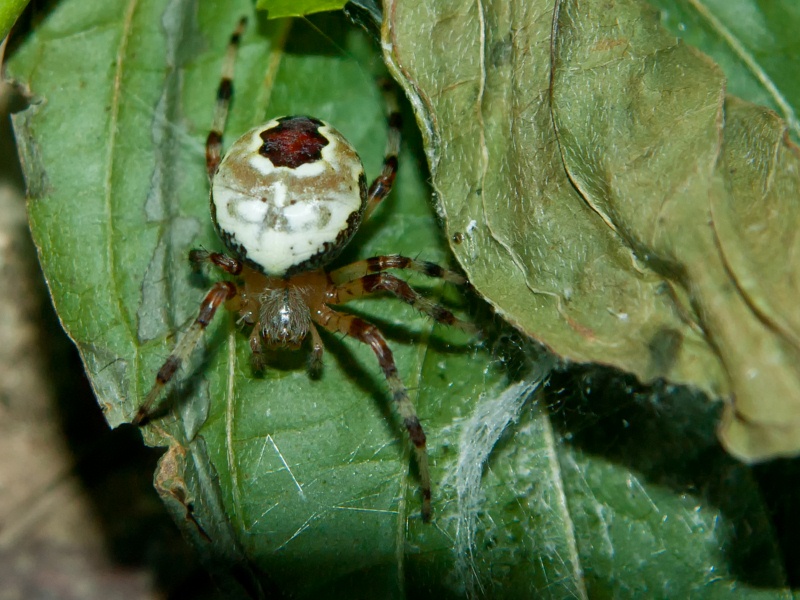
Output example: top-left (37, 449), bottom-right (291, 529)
top-left (7, 1), bottom-right (538, 596)
top-left (6, 0), bottom-right (792, 596)
top-left (651, 0), bottom-right (800, 140)
top-left (711, 97), bottom-right (800, 458)
top-left (386, 0), bottom-right (800, 460)
top-left (549, 0), bottom-right (800, 460)
top-left (256, 0), bottom-right (347, 20)
top-left (0, 0), bottom-right (30, 42)
top-left (384, 0), bottom-right (793, 594)
top-left (384, 0), bottom-right (726, 403)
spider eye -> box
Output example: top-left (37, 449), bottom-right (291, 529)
top-left (210, 117), bottom-right (367, 277)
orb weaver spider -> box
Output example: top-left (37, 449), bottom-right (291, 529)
top-left (133, 18), bottom-right (475, 522)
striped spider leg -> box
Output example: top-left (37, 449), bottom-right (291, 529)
top-left (133, 15), bottom-right (247, 424)
top-left (134, 17), bottom-right (475, 522)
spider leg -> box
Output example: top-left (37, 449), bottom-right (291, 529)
top-left (362, 80), bottom-right (401, 222)
top-left (248, 326), bottom-right (266, 371)
top-left (313, 305), bottom-right (432, 522)
top-left (206, 17), bottom-right (247, 180)
top-left (134, 281), bottom-right (237, 424)
top-left (331, 273), bottom-right (477, 334)
top-left (329, 254), bottom-right (467, 285)
top-left (189, 249), bottom-right (243, 275)
top-left (308, 324), bottom-right (325, 374)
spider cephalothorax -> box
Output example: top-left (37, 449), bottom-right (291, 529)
top-left (134, 18), bottom-right (474, 522)
top-left (257, 286), bottom-right (312, 347)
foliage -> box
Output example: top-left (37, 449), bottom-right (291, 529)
top-left (6, 0), bottom-right (798, 597)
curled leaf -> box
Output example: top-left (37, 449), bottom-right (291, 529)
top-left (549, 0), bottom-right (800, 461)
top-left (384, 0), bottom-right (727, 401)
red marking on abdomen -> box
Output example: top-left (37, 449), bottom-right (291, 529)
top-left (259, 116), bottom-right (329, 168)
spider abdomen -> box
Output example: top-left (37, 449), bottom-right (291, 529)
top-left (211, 116), bottom-right (368, 277)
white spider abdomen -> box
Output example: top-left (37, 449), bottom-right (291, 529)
top-left (211, 116), bottom-right (367, 276)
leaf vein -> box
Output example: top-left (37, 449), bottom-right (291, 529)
top-left (105, 0), bottom-right (140, 396)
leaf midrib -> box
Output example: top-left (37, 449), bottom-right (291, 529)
top-left (105, 0), bottom-right (140, 407)
top-left (224, 21), bottom-right (293, 530)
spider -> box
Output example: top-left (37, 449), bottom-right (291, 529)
top-left (133, 18), bottom-right (475, 522)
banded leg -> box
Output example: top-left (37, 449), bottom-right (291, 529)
top-left (313, 305), bottom-right (432, 522)
top-left (332, 273), bottom-right (477, 334)
top-left (362, 80), bottom-right (402, 222)
top-left (206, 17), bottom-right (247, 179)
top-left (134, 281), bottom-right (237, 424)
top-left (329, 254), bottom-right (467, 285)
top-left (189, 249), bottom-right (243, 276)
